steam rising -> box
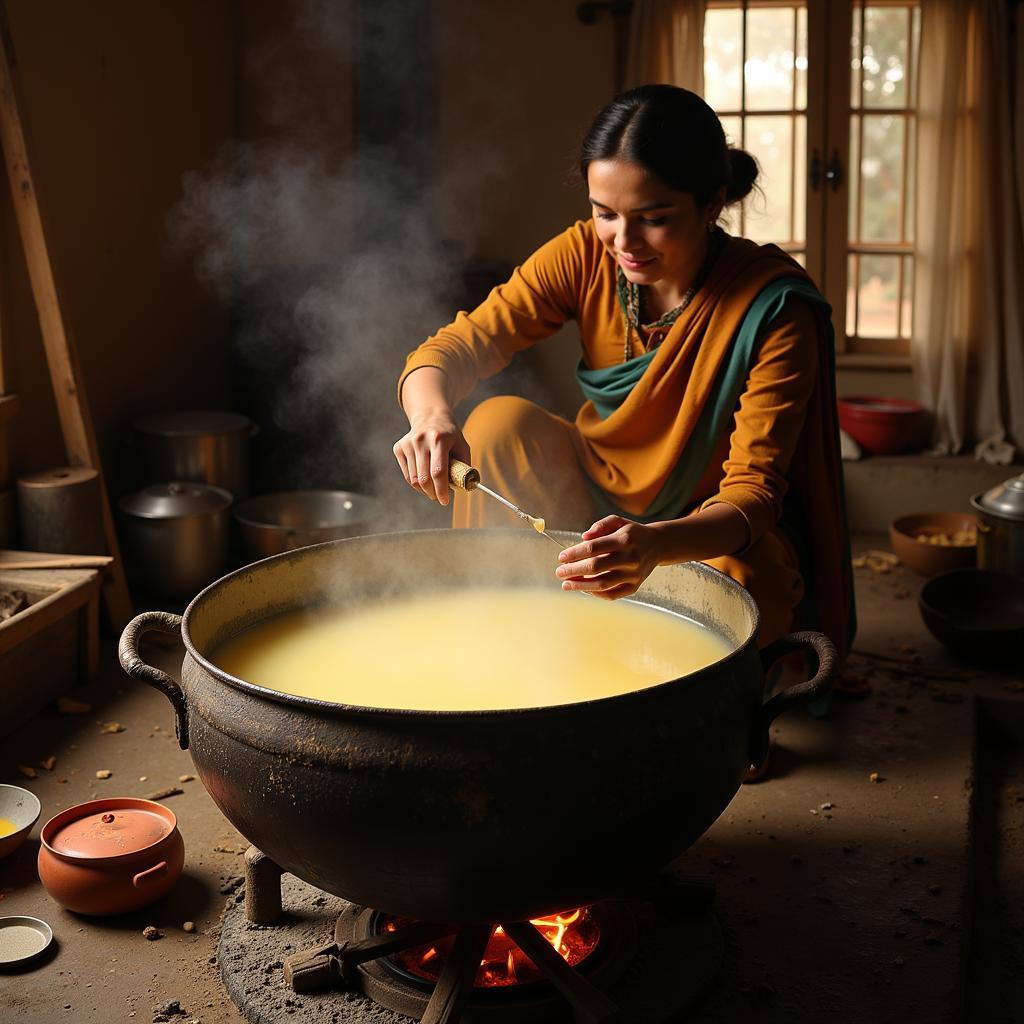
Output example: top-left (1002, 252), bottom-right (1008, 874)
top-left (169, 0), bottom-right (556, 539)
top-left (167, 1), bottom-right (461, 531)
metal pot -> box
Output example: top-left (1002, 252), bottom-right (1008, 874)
top-left (118, 529), bottom-right (834, 925)
top-left (118, 482), bottom-right (233, 601)
top-left (132, 410), bottom-right (255, 499)
top-left (971, 472), bottom-right (1024, 577)
top-left (233, 490), bottom-right (385, 560)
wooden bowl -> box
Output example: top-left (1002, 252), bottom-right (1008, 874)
top-left (919, 569), bottom-right (1024, 664)
top-left (0, 784), bottom-right (41, 860)
top-left (889, 512), bottom-right (977, 577)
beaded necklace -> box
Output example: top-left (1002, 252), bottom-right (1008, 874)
top-left (616, 228), bottom-right (724, 362)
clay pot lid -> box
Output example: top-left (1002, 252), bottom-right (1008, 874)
top-left (41, 798), bottom-right (176, 860)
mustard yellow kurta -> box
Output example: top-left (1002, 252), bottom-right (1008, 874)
top-left (398, 221), bottom-right (853, 653)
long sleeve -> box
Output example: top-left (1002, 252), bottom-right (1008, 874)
top-left (397, 223), bottom-right (595, 406)
top-left (699, 296), bottom-right (820, 546)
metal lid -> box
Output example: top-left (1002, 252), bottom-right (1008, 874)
top-left (118, 482), bottom-right (233, 519)
top-left (974, 472), bottom-right (1024, 522)
top-left (132, 410), bottom-right (251, 438)
top-left (44, 799), bottom-right (175, 859)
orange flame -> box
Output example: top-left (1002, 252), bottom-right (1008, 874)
top-left (381, 906), bottom-right (601, 988)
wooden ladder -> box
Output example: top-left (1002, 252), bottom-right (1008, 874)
top-left (0, 1), bottom-right (132, 631)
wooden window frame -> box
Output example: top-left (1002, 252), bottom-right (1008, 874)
top-left (707, 0), bottom-right (919, 370)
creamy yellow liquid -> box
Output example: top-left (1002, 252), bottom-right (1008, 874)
top-left (212, 587), bottom-right (729, 711)
top-left (0, 817), bottom-right (18, 838)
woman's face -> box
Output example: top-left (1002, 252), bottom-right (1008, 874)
top-left (587, 158), bottom-right (721, 291)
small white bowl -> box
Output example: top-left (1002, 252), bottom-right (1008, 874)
top-left (0, 784), bottom-right (42, 859)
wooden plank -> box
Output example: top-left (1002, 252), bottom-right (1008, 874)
top-left (0, 549), bottom-right (113, 570)
top-left (0, 567), bottom-right (98, 657)
top-left (0, 3), bottom-right (132, 629)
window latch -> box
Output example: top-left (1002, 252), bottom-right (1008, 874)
top-left (810, 148), bottom-right (844, 192)
top-left (825, 148), bottom-right (844, 191)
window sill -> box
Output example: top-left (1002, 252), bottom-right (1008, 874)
top-left (835, 353), bottom-right (912, 371)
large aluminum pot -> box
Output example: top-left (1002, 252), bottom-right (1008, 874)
top-left (233, 490), bottom-right (385, 560)
top-left (118, 529), bottom-right (833, 925)
top-left (972, 472), bottom-right (1024, 577)
top-left (117, 483), bottom-right (233, 601)
top-left (132, 411), bottom-right (255, 499)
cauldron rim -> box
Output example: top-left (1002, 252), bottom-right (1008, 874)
top-left (179, 527), bottom-right (761, 720)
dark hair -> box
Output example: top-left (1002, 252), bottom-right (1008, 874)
top-left (579, 85), bottom-right (758, 207)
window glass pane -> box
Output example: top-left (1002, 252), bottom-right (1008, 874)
top-left (795, 7), bottom-right (808, 109)
top-left (860, 114), bottom-right (904, 243)
top-left (851, 5), bottom-right (862, 110)
top-left (743, 115), bottom-right (792, 242)
top-left (909, 6), bottom-right (921, 106)
top-left (904, 119), bottom-right (915, 243)
top-left (862, 6), bottom-right (909, 109)
top-left (847, 254), bottom-right (858, 337)
top-left (901, 255), bottom-right (914, 337)
top-left (719, 114), bottom-right (743, 235)
top-left (704, 8), bottom-right (743, 111)
top-left (857, 254), bottom-right (900, 338)
top-left (745, 8), bottom-right (796, 111)
top-left (794, 115), bottom-right (806, 244)
top-left (849, 114), bottom-right (861, 241)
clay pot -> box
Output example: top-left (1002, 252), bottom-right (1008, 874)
top-left (37, 798), bottom-right (184, 915)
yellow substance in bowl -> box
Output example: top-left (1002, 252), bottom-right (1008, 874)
top-left (915, 528), bottom-right (976, 547)
top-left (212, 587), bottom-right (731, 712)
top-left (0, 817), bottom-right (19, 839)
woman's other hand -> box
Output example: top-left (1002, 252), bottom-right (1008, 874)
top-left (555, 515), bottom-right (662, 599)
top-left (394, 367), bottom-right (470, 505)
top-left (555, 503), bottom-right (751, 597)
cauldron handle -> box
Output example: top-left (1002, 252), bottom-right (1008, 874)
top-left (118, 611), bottom-right (189, 750)
top-left (750, 631), bottom-right (837, 767)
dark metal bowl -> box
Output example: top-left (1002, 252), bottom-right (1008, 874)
top-left (119, 529), bottom-right (833, 924)
top-left (919, 568), bottom-right (1024, 664)
top-left (232, 490), bottom-right (385, 560)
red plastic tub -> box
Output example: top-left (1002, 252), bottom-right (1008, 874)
top-left (837, 396), bottom-right (923, 455)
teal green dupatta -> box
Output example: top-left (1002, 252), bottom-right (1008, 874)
top-left (575, 274), bottom-right (856, 699)
top-left (576, 275), bottom-right (829, 522)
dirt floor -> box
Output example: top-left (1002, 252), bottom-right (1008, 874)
top-left (1, 533), bottom-right (1022, 1023)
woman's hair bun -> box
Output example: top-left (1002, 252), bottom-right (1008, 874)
top-left (725, 148), bottom-right (759, 204)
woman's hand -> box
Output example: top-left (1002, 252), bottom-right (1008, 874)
top-left (395, 367), bottom-right (470, 505)
top-left (555, 515), bottom-right (663, 599)
top-left (393, 411), bottom-right (470, 505)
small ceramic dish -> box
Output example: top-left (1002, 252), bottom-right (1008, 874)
top-left (890, 512), bottom-right (977, 577)
top-left (0, 784), bottom-right (42, 860)
top-left (0, 916), bottom-right (53, 970)
top-left (919, 568), bottom-right (1024, 664)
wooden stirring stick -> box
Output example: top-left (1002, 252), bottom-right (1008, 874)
top-left (447, 459), bottom-right (562, 546)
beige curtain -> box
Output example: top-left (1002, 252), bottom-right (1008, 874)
top-left (624, 0), bottom-right (705, 94)
top-left (913, 0), bottom-right (1024, 461)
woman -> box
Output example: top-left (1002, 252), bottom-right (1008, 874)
top-left (393, 85), bottom-right (855, 659)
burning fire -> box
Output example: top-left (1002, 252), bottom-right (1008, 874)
top-left (381, 906), bottom-right (601, 988)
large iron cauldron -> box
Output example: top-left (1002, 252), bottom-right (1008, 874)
top-left (119, 529), bottom-right (833, 925)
